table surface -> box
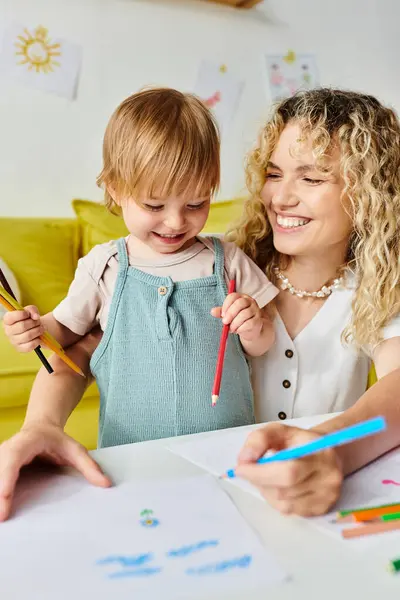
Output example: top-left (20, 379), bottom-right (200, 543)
top-left (91, 414), bottom-right (400, 600)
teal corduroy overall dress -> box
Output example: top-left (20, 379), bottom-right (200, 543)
top-left (90, 237), bottom-right (255, 447)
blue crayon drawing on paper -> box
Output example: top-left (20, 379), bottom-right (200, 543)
top-left (186, 554), bottom-right (252, 576)
top-left (109, 566), bottom-right (162, 579)
top-left (96, 552), bottom-right (161, 579)
top-left (167, 540), bottom-right (219, 558)
top-left (96, 553), bottom-right (153, 568)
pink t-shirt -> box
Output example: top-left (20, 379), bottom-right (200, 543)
top-left (53, 236), bottom-right (278, 335)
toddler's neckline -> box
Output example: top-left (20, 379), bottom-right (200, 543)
top-left (126, 236), bottom-right (207, 268)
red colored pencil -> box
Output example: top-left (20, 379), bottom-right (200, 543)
top-left (212, 279), bottom-right (236, 406)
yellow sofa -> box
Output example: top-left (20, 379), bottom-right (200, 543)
top-left (0, 198), bottom-right (245, 448)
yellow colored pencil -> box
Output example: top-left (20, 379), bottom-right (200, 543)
top-left (0, 286), bottom-right (84, 377)
top-left (0, 286), bottom-right (62, 349)
top-left (0, 285), bottom-right (23, 309)
top-left (0, 294), bottom-right (15, 312)
top-left (41, 335), bottom-right (85, 377)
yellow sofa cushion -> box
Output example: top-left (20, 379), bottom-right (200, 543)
top-left (72, 197), bottom-right (246, 254)
top-left (0, 215), bottom-right (99, 448)
top-left (0, 385), bottom-right (100, 450)
top-left (368, 364), bottom-right (377, 387)
top-left (0, 217), bottom-right (80, 314)
top-left (0, 321), bottom-right (100, 447)
top-left (72, 199), bottom-right (129, 255)
top-left (0, 327), bottom-right (48, 409)
top-left (202, 198), bottom-right (245, 233)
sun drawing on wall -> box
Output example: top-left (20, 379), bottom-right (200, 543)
top-left (15, 26), bottom-right (61, 73)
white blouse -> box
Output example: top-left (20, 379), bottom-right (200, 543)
top-left (251, 280), bottom-right (400, 423)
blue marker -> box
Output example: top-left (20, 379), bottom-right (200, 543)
top-left (224, 416), bottom-right (386, 479)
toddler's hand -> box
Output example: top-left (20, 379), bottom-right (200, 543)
top-left (3, 305), bottom-right (44, 352)
top-left (211, 293), bottom-right (263, 341)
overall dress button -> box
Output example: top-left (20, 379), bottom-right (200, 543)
top-left (282, 379), bottom-right (291, 389)
top-left (285, 349), bottom-right (294, 358)
top-left (278, 411), bottom-right (287, 420)
top-left (158, 286), bottom-right (167, 296)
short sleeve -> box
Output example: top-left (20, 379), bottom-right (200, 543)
top-left (52, 244), bottom-right (112, 335)
top-left (222, 241), bottom-right (279, 308)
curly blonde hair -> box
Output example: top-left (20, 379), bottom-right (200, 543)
top-left (228, 88), bottom-right (400, 348)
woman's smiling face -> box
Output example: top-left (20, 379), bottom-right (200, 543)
top-left (261, 122), bottom-right (353, 259)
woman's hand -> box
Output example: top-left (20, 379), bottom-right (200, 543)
top-left (235, 423), bottom-right (343, 516)
top-left (0, 422), bottom-right (111, 522)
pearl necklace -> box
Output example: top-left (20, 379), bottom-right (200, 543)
top-left (273, 268), bottom-right (343, 298)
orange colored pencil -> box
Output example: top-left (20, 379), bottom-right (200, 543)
top-left (342, 520), bottom-right (400, 539)
top-left (211, 279), bottom-right (236, 406)
top-left (337, 501), bottom-right (400, 519)
top-left (0, 294), bottom-right (15, 312)
top-left (352, 504), bottom-right (400, 523)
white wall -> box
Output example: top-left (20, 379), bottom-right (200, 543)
top-left (0, 0), bottom-right (398, 217)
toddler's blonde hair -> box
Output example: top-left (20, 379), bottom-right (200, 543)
top-left (228, 88), bottom-right (400, 348)
top-left (97, 87), bottom-right (220, 210)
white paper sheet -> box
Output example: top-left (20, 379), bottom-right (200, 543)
top-left (0, 23), bottom-right (82, 100)
top-left (0, 469), bottom-right (287, 599)
top-left (311, 448), bottom-right (400, 546)
top-left (167, 417), bottom-right (331, 499)
top-left (193, 60), bottom-right (244, 134)
top-left (265, 51), bottom-right (319, 102)
top-left (168, 427), bottom-right (263, 498)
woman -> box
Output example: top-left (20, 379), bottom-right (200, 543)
top-left (1, 89), bottom-right (400, 520)
top-left (228, 88), bottom-right (400, 515)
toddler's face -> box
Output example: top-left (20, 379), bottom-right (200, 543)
top-left (119, 191), bottom-right (211, 255)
